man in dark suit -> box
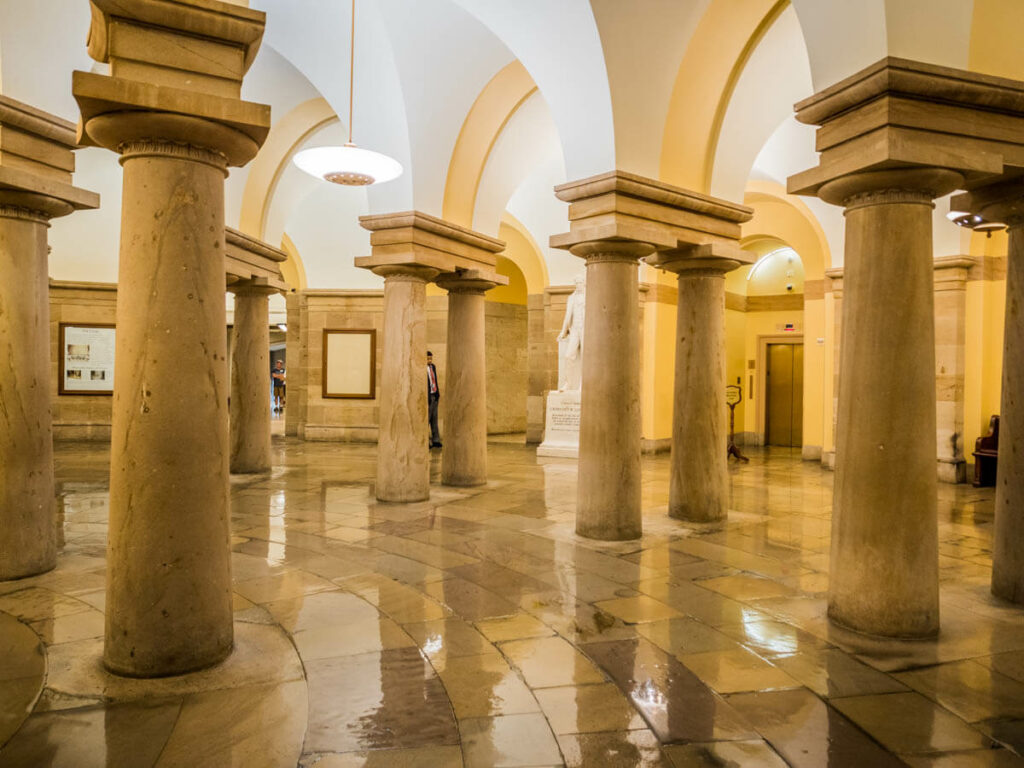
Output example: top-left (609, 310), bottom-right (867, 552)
top-left (427, 351), bottom-right (442, 448)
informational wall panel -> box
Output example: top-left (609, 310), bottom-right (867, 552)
top-left (322, 329), bottom-right (376, 399)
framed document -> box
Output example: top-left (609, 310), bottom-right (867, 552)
top-left (59, 323), bottom-right (115, 395)
top-left (322, 329), bottom-right (376, 399)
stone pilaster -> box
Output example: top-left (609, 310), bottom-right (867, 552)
top-left (822, 268), bottom-right (843, 471)
top-left (356, 212), bottom-right (503, 502)
top-left (552, 171), bottom-right (751, 541)
top-left (0, 97), bottom-right (98, 580)
top-left (952, 181), bottom-right (1024, 603)
top-left (437, 272), bottom-right (501, 486)
top-left (933, 256), bottom-right (976, 484)
top-left (651, 244), bottom-right (753, 523)
top-left (74, 0), bottom-right (270, 676)
top-left (790, 57), bottom-right (1024, 637)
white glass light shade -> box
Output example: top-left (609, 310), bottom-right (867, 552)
top-left (292, 143), bottom-right (402, 187)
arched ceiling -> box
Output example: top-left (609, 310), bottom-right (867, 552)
top-left (1, 0), bottom-right (1021, 290)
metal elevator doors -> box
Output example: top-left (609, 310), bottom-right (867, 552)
top-left (766, 343), bottom-right (803, 447)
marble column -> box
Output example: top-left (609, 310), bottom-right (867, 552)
top-left (229, 280), bottom-right (276, 474)
top-left (574, 242), bottom-right (654, 541)
top-left (821, 169), bottom-right (961, 637)
top-left (73, 0), bottom-right (269, 676)
top-left (0, 96), bottom-right (98, 580)
top-left (661, 251), bottom-right (747, 523)
top-left (953, 182), bottom-right (1024, 602)
top-left (0, 207), bottom-right (58, 579)
top-left (994, 215), bottom-right (1024, 602)
top-left (437, 273), bottom-right (497, 487)
top-left (373, 266), bottom-right (438, 502)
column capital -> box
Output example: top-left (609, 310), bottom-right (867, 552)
top-left (647, 241), bottom-right (753, 276)
top-left (356, 210), bottom-right (505, 277)
top-left (372, 264), bottom-right (439, 283)
top-left (227, 277), bottom-right (278, 297)
top-left (818, 168), bottom-right (963, 208)
top-left (789, 57), bottom-right (1024, 201)
top-left (952, 179), bottom-right (1024, 229)
top-left (0, 95), bottom-right (99, 219)
top-left (551, 170), bottom-right (752, 257)
top-left (72, 0), bottom-right (270, 166)
top-left (225, 227), bottom-right (289, 292)
top-left (436, 268), bottom-right (506, 294)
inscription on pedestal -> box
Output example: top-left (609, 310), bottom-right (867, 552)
top-left (537, 390), bottom-right (581, 458)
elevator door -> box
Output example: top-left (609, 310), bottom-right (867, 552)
top-left (766, 343), bottom-right (804, 447)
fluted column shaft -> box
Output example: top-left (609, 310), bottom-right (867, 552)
top-left (575, 243), bottom-right (652, 541)
top-left (0, 206), bottom-right (56, 579)
top-left (230, 283), bottom-right (275, 473)
top-left (439, 279), bottom-right (493, 486)
top-left (105, 141), bottom-right (233, 676)
top-left (670, 267), bottom-right (730, 522)
top-left (375, 266), bottom-right (438, 502)
top-left (993, 218), bottom-right (1024, 601)
top-left (824, 169), bottom-right (961, 638)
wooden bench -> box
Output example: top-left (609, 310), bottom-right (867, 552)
top-left (973, 415), bottom-right (999, 487)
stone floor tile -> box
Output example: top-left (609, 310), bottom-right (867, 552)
top-left (233, 570), bottom-right (339, 604)
top-left (535, 682), bottom-right (645, 734)
top-left (28, 609), bottom-right (106, 646)
top-left (423, 578), bottom-right (519, 621)
top-left (662, 739), bottom-right (789, 768)
top-left (635, 617), bottom-right (742, 656)
top-left (0, 588), bottom-right (92, 623)
top-left (304, 648), bottom-right (458, 753)
top-left (896, 660), bottom-right (1024, 722)
top-left (459, 713), bottom-right (562, 768)
top-left (678, 647), bottom-right (801, 694)
top-left (583, 638), bottom-right (756, 744)
top-left (500, 635), bottom-right (605, 688)
top-left (299, 746), bottom-right (465, 767)
top-left (155, 680), bottom-right (306, 767)
top-left (727, 688), bottom-right (906, 768)
top-left (475, 612), bottom-right (555, 643)
top-left (902, 750), bottom-right (1024, 767)
top-left (831, 691), bottom-right (992, 753)
top-left (698, 574), bottom-right (799, 602)
top-left (594, 595), bottom-right (683, 624)
top-left (0, 700), bottom-right (180, 768)
top-left (433, 652), bottom-right (540, 718)
top-left (558, 729), bottom-right (670, 767)
top-left (293, 617), bottom-right (415, 661)
top-left (714, 617), bottom-right (832, 658)
top-left (403, 617), bottom-right (496, 660)
top-left (264, 590), bottom-right (379, 633)
top-left (770, 647), bottom-right (908, 698)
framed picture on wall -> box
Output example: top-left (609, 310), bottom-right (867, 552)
top-left (59, 323), bottom-right (115, 395)
top-left (322, 329), bottom-right (376, 399)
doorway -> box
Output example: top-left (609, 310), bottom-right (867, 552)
top-left (765, 342), bottom-right (803, 447)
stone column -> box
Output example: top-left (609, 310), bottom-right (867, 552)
top-left (953, 181), bottom-right (1024, 602)
top-left (0, 97), bottom-right (99, 580)
top-left (786, 57), bottom-right (1024, 636)
top-left (373, 266), bottom-right (437, 501)
top-left (74, 0), bottom-right (269, 676)
top-left (657, 247), bottom-right (750, 523)
top-left (437, 273), bottom-right (498, 487)
top-left (821, 169), bottom-right (961, 637)
top-left (551, 171), bottom-right (751, 541)
top-left (573, 242), bottom-right (652, 540)
top-left (356, 212), bottom-right (505, 503)
top-left (229, 280), bottom-right (276, 473)
top-left (934, 257), bottom-right (975, 484)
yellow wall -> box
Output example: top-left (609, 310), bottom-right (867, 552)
top-left (964, 231), bottom-right (1007, 456)
top-left (489, 256), bottom-right (528, 305)
top-left (641, 293), bottom-right (677, 443)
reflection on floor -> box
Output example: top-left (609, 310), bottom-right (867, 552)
top-left (1, 440), bottom-right (1022, 767)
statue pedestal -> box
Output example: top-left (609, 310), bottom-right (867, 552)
top-left (537, 390), bottom-right (581, 458)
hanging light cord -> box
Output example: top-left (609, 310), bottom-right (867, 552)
top-left (348, 0), bottom-right (356, 144)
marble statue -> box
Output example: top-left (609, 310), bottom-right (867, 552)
top-left (557, 274), bottom-right (586, 391)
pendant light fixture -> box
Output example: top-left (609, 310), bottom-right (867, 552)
top-left (292, 0), bottom-right (402, 186)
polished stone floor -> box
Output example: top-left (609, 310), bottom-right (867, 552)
top-left (1, 438), bottom-right (1023, 767)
